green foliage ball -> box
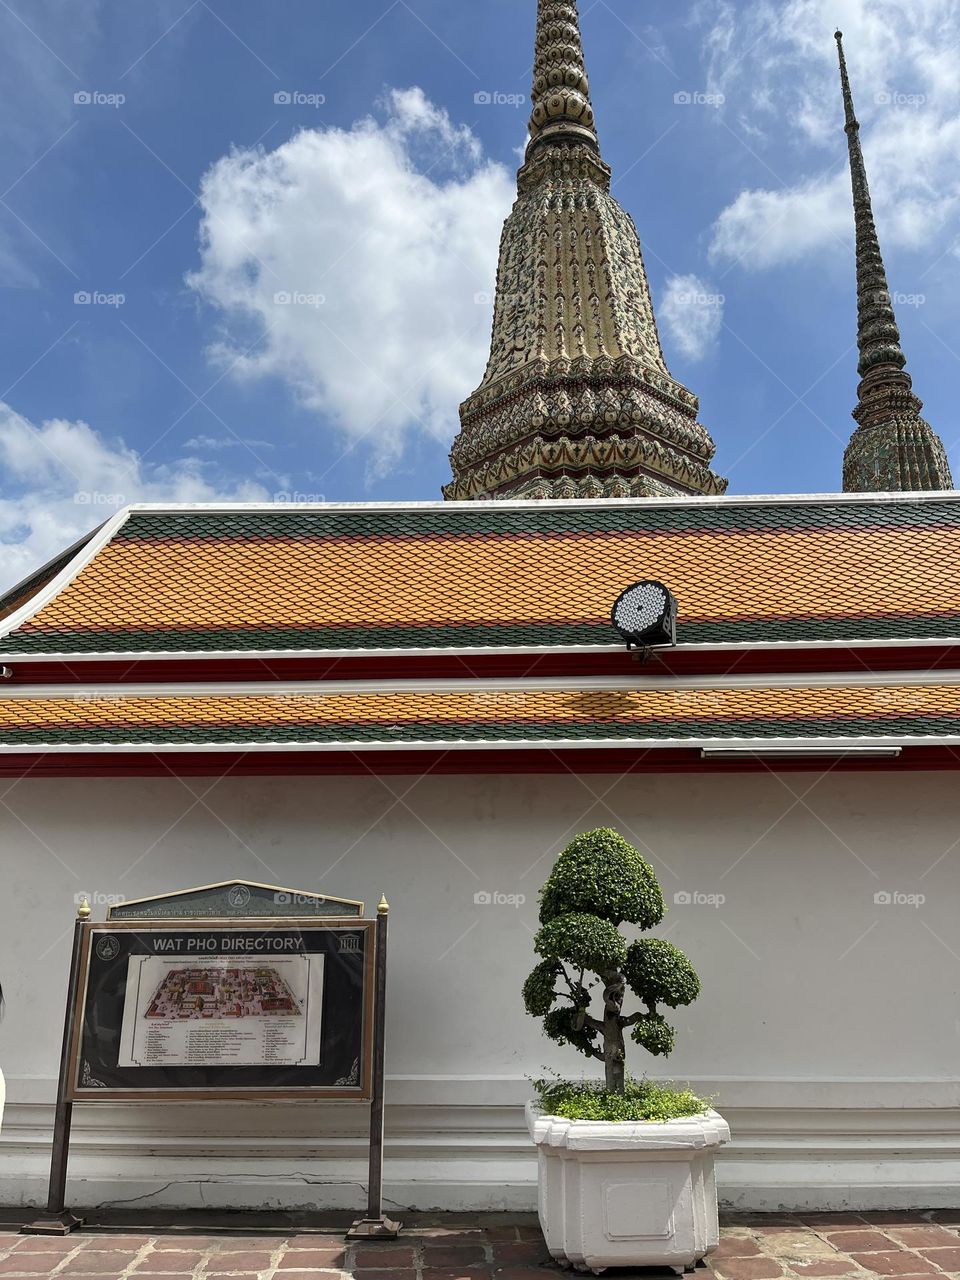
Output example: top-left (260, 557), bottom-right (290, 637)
top-left (543, 1007), bottom-right (600, 1058)
top-left (539, 828), bottom-right (665, 928)
top-left (535, 912), bottom-right (627, 973)
top-left (624, 939), bottom-right (701, 1008)
top-left (630, 1011), bottom-right (676, 1057)
top-left (522, 960), bottom-right (560, 1017)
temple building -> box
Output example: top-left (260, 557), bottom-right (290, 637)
top-left (835, 32), bottom-right (953, 493)
top-left (444, 1), bottom-right (726, 501)
top-left (1, 1), bottom-right (959, 1217)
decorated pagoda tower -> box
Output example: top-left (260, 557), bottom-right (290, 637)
top-left (835, 31), bottom-right (953, 492)
top-left (444, 0), bottom-right (727, 501)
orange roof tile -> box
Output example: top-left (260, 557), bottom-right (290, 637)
top-left (0, 679), bottom-right (955, 749)
top-left (1, 497), bottom-right (959, 656)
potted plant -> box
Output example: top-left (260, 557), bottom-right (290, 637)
top-left (523, 829), bottom-right (729, 1274)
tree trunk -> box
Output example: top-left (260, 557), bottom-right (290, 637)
top-left (602, 970), bottom-right (626, 1094)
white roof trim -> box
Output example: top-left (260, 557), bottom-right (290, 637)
top-left (0, 733), bottom-right (953, 756)
top-left (88, 490), bottom-right (960, 513)
top-left (4, 669), bottom-right (960, 698)
top-left (3, 635), bottom-right (959, 663)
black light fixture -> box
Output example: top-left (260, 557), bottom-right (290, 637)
top-left (610, 580), bottom-right (678, 650)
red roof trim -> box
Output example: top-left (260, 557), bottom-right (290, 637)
top-left (4, 644), bottom-right (960, 686)
top-left (0, 745), bottom-right (956, 778)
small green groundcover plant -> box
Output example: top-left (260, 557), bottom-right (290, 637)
top-left (533, 1074), bottom-right (710, 1123)
top-left (524, 827), bottom-right (706, 1119)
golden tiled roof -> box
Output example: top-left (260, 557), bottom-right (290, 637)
top-left (1, 499), bottom-right (959, 655)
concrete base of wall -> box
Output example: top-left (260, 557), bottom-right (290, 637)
top-left (3, 1077), bottom-right (960, 1214)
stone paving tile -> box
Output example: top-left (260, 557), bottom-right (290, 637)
top-left (790, 1262), bottom-right (861, 1276)
top-left (425, 1271), bottom-right (490, 1280)
top-left (132, 1255), bottom-right (206, 1273)
top-left (146, 1243), bottom-right (217, 1253)
top-left (210, 1241), bottom-right (285, 1252)
top-left (353, 1247), bottom-right (417, 1268)
top-left (800, 1218), bottom-right (871, 1229)
top-left (859, 1217), bottom-right (937, 1228)
top-left (487, 1245), bottom-right (547, 1264)
top-left (63, 1253), bottom-right (143, 1268)
top-left (276, 1250), bottom-right (346, 1270)
top-left (410, 1234), bottom-right (482, 1244)
top-left (6, 1215), bottom-right (960, 1280)
top-left (891, 1231), bottom-right (960, 1250)
top-left (729, 1220), bottom-right (802, 1231)
top-left (421, 1248), bottom-right (486, 1269)
top-left (201, 1275), bottom-right (262, 1280)
top-left (202, 1254), bottom-right (276, 1273)
top-left (761, 1231), bottom-right (842, 1262)
top-left (848, 1253), bottom-right (938, 1275)
top-left (12, 1244), bottom-right (80, 1256)
top-left (823, 1233), bottom-right (897, 1253)
top-left (711, 1257), bottom-right (786, 1280)
top-left (0, 1257), bottom-right (70, 1274)
top-left (346, 1273), bottom-right (415, 1280)
top-left (273, 1273), bottom-right (343, 1280)
top-left (917, 1250), bottom-right (960, 1270)
top-left (714, 1238), bottom-right (765, 1259)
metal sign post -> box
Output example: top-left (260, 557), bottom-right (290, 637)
top-left (348, 896), bottom-right (400, 1238)
top-left (24, 901), bottom-right (90, 1235)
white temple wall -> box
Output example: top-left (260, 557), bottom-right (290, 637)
top-left (1, 767), bottom-right (958, 1213)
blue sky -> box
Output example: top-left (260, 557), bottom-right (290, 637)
top-left (0, 0), bottom-right (957, 586)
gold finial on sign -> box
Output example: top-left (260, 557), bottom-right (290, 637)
top-left (77, 898), bottom-right (92, 920)
top-left (377, 894), bottom-right (390, 915)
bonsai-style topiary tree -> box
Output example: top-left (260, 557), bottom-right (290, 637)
top-left (524, 828), bottom-right (701, 1095)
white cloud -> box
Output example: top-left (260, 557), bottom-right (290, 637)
top-left (710, 175), bottom-right (850, 271)
top-left (699, 0), bottom-right (960, 272)
top-left (0, 404), bottom-right (268, 592)
top-left (187, 87), bottom-right (515, 478)
top-left (660, 274), bottom-right (724, 361)
top-left (184, 434), bottom-right (275, 452)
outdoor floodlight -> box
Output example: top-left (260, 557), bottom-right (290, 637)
top-left (610, 580), bottom-right (677, 650)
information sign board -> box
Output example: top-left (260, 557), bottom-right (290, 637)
top-left (70, 920), bottom-right (373, 1100)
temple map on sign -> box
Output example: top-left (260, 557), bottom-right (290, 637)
top-left (118, 955), bottom-right (324, 1069)
top-left (145, 967), bottom-right (302, 1021)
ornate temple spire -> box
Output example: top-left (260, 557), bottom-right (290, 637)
top-left (443, 1), bottom-right (726, 501)
top-left (835, 31), bottom-right (952, 492)
top-left (528, 0), bottom-right (599, 156)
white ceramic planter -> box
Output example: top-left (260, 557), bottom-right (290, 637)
top-left (527, 1103), bottom-right (730, 1274)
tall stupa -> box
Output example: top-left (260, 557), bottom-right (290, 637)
top-left (835, 31), bottom-right (952, 492)
top-left (444, 0), bottom-right (727, 501)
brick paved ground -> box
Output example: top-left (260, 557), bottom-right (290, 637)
top-left (2, 1213), bottom-right (960, 1280)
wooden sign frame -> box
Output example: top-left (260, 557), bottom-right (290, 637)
top-left (25, 884), bottom-right (398, 1239)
